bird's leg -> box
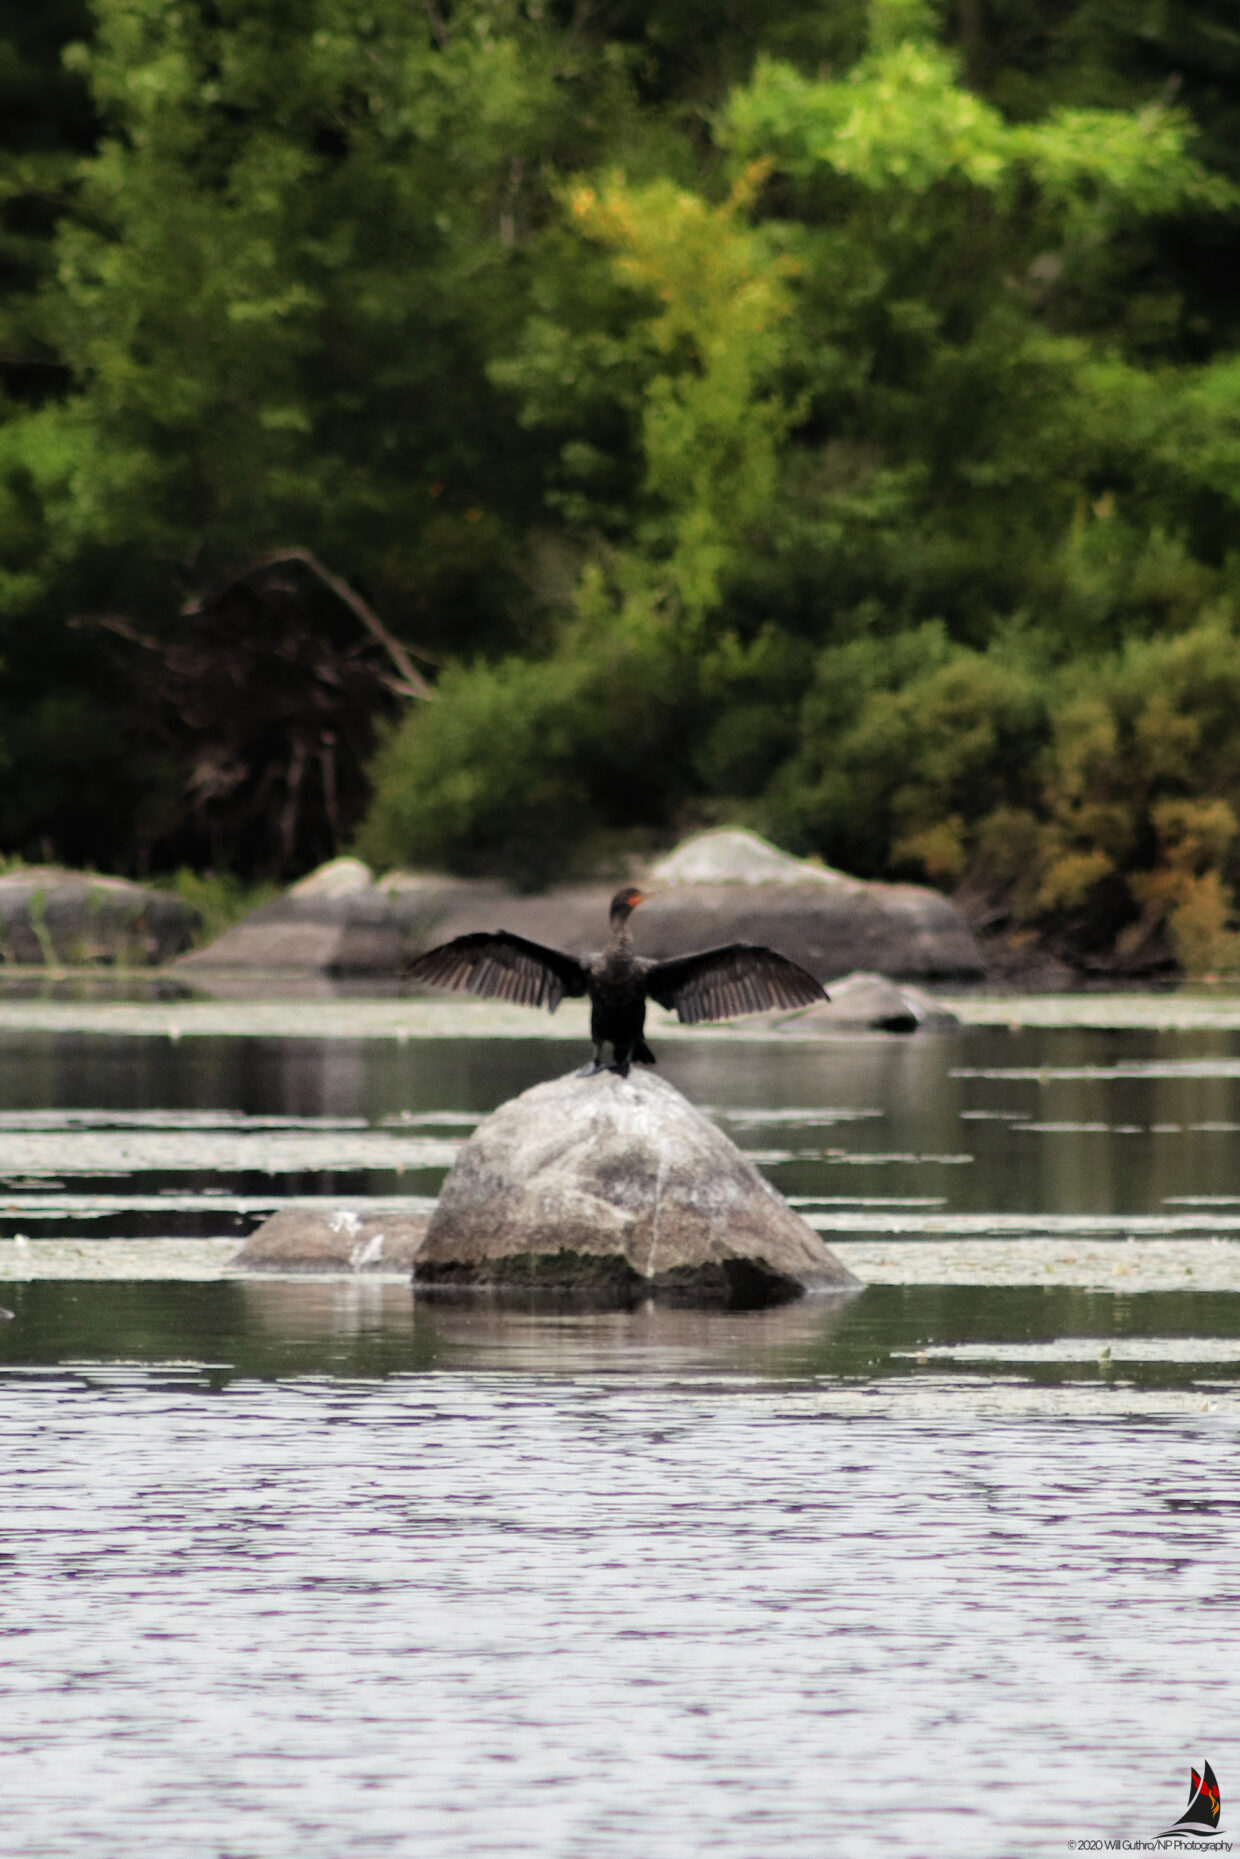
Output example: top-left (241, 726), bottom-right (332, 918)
top-left (608, 1043), bottom-right (632, 1078)
top-left (578, 1041), bottom-right (607, 1077)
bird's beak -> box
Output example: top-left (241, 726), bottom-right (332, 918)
top-left (633, 888), bottom-right (654, 907)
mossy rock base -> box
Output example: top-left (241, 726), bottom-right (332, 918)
top-left (416, 1250), bottom-right (819, 1309)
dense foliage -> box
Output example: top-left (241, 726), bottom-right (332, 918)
top-left (4, 0), bottom-right (1240, 964)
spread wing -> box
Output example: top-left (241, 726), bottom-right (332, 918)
top-left (406, 931), bottom-right (589, 1014)
top-left (643, 943), bottom-right (826, 1025)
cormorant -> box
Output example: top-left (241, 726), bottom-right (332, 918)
top-left (405, 885), bottom-right (827, 1074)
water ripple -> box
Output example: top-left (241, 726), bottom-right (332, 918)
top-left (2, 1371), bottom-right (1238, 1857)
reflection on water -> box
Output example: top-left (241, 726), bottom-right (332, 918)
top-left (6, 1018), bottom-right (1240, 1855)
top-left (7, 1278), bottom-right (1240, 1392)
top-left (2, 1358), bottom-right (1238, 1858)
top-left (4, 1018), bottom-right (1240, 1219)
top-left (7, 1023), bottom-right (1240, 1228)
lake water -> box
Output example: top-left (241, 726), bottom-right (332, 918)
top-left (3, 1004), bottom-right (1240, 1855)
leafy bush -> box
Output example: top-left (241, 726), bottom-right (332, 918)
top-left (357, 623), bottom-right (701, 888)
top-left (749, 613), bottom-right (1240, 972)
top-left (157, 870), bottom-right (281, 948)
top-left (1026, 620), bottom-right (1240, 968)
top-left (756, 626), bottom-right (1049, 877)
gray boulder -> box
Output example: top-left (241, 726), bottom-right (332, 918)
top-left (0, 867), bottom-right (199, 966)
top-left (177, 856), bottom-right (506, 975)
top-left (639, 830), bottom-right (981, 979)
top-left (179, 828), bottom-right (985, 983)
top-left (420, 831), bottom-right (982, 984)
top-left (607, 879), bottom-right (978, 983)
top-left (776, 970), bottom-right (960, 1033)
top-left (234, 1206), bottom-right (430, 1271)
top-left (650, 829), bottom-right (841, 887)
top-left (415, 1068), bottom-right (856, 1307)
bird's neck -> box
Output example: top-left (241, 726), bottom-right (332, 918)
top-left (609, 915), bottom-right (633, 952)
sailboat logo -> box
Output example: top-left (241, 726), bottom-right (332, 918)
top-left (1158, 1760), bottom-right (1223, 1841)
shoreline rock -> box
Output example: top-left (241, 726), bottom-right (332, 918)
top-left (0, 867), bottom-right (199, 967)
top-left (176, 857), bottom-right (508, 975)
top-left (415, 1068), bottom-right (857, 1309)
top-left (179, 831), bottom-right (986, 983)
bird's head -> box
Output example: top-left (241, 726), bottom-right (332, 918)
top-left (609, 884), bottom-right (651, 927)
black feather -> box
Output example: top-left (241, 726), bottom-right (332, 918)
top-left (644, 943), bottom-right (825, 1025)
top-left (405, 930), bottom-right (589, 1013)
top-left (407, 907), bottom-right (825, 1069)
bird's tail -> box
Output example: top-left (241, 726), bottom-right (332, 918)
top-left (634, 1040), bottom-right (656, 1066)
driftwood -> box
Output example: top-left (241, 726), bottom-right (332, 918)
top-left (92, 550), bottom-right (432, 876)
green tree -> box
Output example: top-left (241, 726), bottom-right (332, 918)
top-left (0, 0), bottom-right (658, 864)
top-left (0, 2), bottom-right (96, 402)
top-left (6, 0), bottom-right (1240, 970)
top-left (363, 0), bottom-right (1237, 937)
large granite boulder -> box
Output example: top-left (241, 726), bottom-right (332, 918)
top-left (637, 830), bottom-right (982, 980)
top-left (409, 831), bottom-right (981, 984)
top-left (415, 1068), bottom-right (856, 1307)
top-left (0, 867), bottom-right (199, 966)
top-left (179, 830), bottom-right (985, 983)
